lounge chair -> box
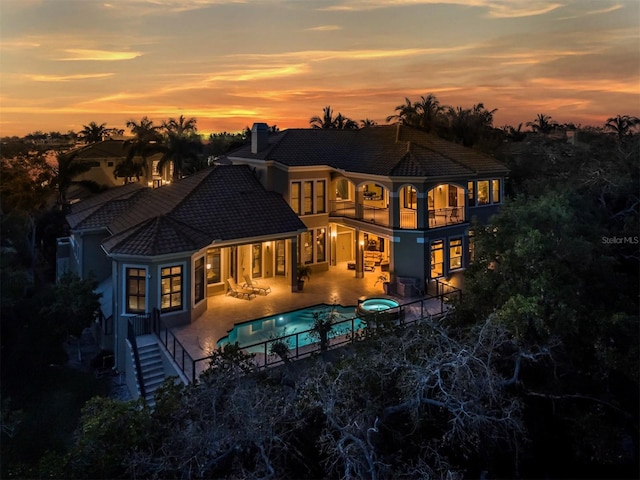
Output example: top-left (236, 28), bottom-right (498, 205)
top-left (243, 274), bottom-right (271, 295)
top-left (227, 277), bottom-right (256, 300)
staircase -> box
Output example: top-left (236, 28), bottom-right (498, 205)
top-left (132, 340), bottom-right (166, 407)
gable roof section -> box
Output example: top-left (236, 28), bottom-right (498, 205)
top-left (72, 140), bottom-right (130, 160)
top-left (102, 165), bottom-right (307, 256)
top-left (66, 182), bottom-right (147, 230)
top-left (230, 125), bottom-right (508, 177)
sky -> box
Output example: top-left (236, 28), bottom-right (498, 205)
top-left (0, 0), bottom-right (638, 138)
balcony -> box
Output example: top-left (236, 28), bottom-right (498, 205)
top-left (330, 200), bottom-right (390, 227)
top-left (428, 207), bottom-right (464, 228)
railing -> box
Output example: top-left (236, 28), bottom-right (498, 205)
top-left (195, 286), bottom-right (462, 376)
top-left (127, 319), bottom-right (146, 401)
top-left (129, 285), bottom-right (461, 383)
top-left (361, 205), bottom-right (390, 226)
top-left (153, 313), bottom-right (200, 383)
top-left (399, 209), bottom-right (417, 229)
top-left (428, 207), bottom-right (465, 228)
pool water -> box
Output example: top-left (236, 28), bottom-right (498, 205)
top-left (217, 303), bottom-right (363, 353)
top-left (359, 298), bottom-right (399, 312)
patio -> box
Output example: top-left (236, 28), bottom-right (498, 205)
top-left (171, 261), bottom-right (393, 361)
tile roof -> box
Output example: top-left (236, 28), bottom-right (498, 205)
top-left (100, 165), bottom-right (306, 256)
top-left (71, 140), bottom-right (131, 160)
top-left (229, 124), bottom-right (508, 177)
top-left (66, 182), bottom-right (147, 229)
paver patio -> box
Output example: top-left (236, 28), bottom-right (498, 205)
top-left (170, 262), bottom-right (449, 374)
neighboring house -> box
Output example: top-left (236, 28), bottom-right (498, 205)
top-left (228, 123), bottom-right (508, 290)
top-left (66, 140), bottom-right (172, 191)
top-left (57, 164), bottom-right (307, 373)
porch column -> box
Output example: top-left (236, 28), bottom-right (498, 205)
top-left (290, 236), bottom-right (299, 292)
top-left (355, 228), bottom-right (364, 278)
top-left (355, 186), bottom-right (364, 219)
top-left (330, 226), bottom-right (337, 266)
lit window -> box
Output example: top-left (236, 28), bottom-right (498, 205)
top-left (206, 248), bottom-right (221, 285)
top-left (301, 231), bottom-right (313, 264)
top-left (316, 180), bottom-right (326, 213)
top-left (477, 181), bottom-right (489, 205)
top-left (467, 181), bottom-right (475, 207)
top-left (126, 268), bottom-right (146, 314)
top-left (449, 238), bottom-right (463, 270)
top-left (492, 179), bottom-right (501, 204)
top-left (161, 266), bottom-right (182, 313)
top-left (194, 257), bottom-right (205, 303)
top-left (403, 186), bottom-right (417, 209)
top-left (430, 241), bottom-right (444, 278)
top-left (291, 182), bottom-right (301, 214)
top-left (303, 181), bottom-right (313, 214)
top-left (316, 229), bottom-right (326, 263)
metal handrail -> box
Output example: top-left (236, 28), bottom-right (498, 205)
top-left (196, 287), bottom-right (462, 375)
top-left (127, 320), bottom-right (146, 401)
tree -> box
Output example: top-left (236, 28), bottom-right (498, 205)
top-left (78, 122), bottom-right (107, 144)
top-left (40, 272), bottom-right (102, 339)
top-left (157, 116), bottom-right (203, 179)
top-left (386, 94), bottom-right (444, 133)
top-left (604, 114), bottom-right (640, 140)
top-left (445, 103), bottom-right (498, 147)
top-left (360, 118), bottom-right (377, 128)
top-left (119, 117), bottom-right (163, 182)
top-left (527, 114), bottom-right (557, 134)
top-left (309, 106), bottom-right (358, 130)
top-left (52, 150), bottom-right (101, 208)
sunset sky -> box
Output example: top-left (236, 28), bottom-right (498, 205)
top-left (1, 0), bottom-right (638, 138)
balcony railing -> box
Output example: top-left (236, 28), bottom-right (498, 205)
top-left (428, 207), bottom-right (465, 228)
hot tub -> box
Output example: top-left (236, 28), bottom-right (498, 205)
top-left (356, 296), bottom-right (401, 322)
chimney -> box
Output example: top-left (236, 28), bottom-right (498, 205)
top-left (251, 122), bottom-right (269, 154)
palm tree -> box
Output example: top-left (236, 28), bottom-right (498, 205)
top-left (309, 106), bottom-right (358, 129)
top-left (604, 115), bottom-right (640, 139)
top-left (527, 114), bottom-right (557, 134)
top-left (310, 106), bottom-right (337, 129)
top-left (53, 151), bottom-right (101, 208)
top-left (119, 117), bottom-right (163, 182)
top-left (78, 122), bottom-right (107, 144)
top-left (413, 94), bottom-right (444, 132)
top-left (162, 115), bottom-right (198, 136)
top-left (153, 117), bottom-right (203, 180)
top-left (360, 118), bottom-right (378, 128)
top-left (504, 123), bottom-right (527, 142)
top-left (386, 97), bottom-right (418, 126)
top-left (386, 94), bottom-right (444, 133)
top-left (157, 131), bottom-right (203, 180)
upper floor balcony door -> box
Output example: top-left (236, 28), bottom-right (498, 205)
top-left (428, 184), bottom-right (466, 228)
top-left (400, 185), bottom-right (417, 229)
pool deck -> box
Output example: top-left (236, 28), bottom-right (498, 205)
top-left (170, 262), bottom-right (446, 367)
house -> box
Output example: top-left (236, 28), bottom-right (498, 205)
top-left (65, 140), bottom-right (172, 192)
top-left (228, 123), bottom-right (508, 292)
top-left (58, 164), bottom-right (307, 378)
top-left (57, 122), bottom-right (507, 396)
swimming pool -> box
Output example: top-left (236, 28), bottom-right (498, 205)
top-left (217, 303), bottom-right (363, 353)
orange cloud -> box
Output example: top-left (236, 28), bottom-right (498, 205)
top-left (59, 49), bottom-right (142, 61)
